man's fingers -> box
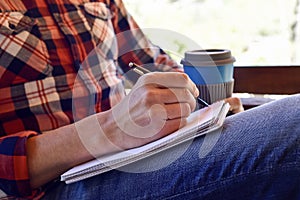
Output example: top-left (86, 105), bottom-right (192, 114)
top-left (140, 87), bottom-right (196, 111)
top-left (124, 117), bottom-right (187, 147)
top-left (149, 102), bottom-right (191, 120)
top-left (164, 103), bottom-right (192, 120)
top-left (151, 118), bottom-right (187, 140)
top-left (137, 72), bottom-right (199, 98)
top-left (225, 97), bottom-right (244, 113)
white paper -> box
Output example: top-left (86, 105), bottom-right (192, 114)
top-left (61, 101), bottom-right (229, 183)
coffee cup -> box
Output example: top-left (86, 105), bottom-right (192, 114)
top-left (181, 49), bottom-right (235, 106)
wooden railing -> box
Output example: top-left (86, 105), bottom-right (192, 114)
top-left (233, 66), bottom-right (300, 109)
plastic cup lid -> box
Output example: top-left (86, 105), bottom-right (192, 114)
top-left (181, 49), bottom-right (236, 66)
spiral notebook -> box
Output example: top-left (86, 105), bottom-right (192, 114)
top-left (61, 101), bottom-right (230, 184)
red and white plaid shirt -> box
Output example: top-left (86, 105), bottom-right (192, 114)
top-left (0, 0), bottom-right (179, 198)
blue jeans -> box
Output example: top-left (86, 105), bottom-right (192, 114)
top-left (42, 94), bottom-right (300, 200)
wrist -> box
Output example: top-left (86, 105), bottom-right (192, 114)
top-left (75, 111), bottom-right (122, 159)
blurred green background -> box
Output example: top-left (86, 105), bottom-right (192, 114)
top-left (123, 0), bottom-right (300, 66)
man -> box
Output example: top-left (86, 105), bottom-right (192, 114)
top-left (0, 0), bottom-right (299, 199)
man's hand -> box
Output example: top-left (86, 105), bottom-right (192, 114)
top-left (225, 97), bottom-right (244, 114)
top-left (102, 72), bottom-right (199, 150)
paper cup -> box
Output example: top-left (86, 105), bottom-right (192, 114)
top-left (181, 49), bottom-right (235, 106)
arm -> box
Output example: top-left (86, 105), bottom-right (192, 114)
top-left (26, 72), bottom-right (199, 189)
top-left (26, 111), bottom-right (114, 189)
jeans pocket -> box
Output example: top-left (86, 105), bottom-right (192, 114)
top-left (0, 11), bottom-right (52, 87)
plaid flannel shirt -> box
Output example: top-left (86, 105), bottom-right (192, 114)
top-left (0, 0), bottom-right (179, 198)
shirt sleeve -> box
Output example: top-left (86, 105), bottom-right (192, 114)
top-left (110, 0), bottom-right (182, 78)
top-left (0, 131), bottom-right (38, 197)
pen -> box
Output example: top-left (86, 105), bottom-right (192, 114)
top-left (128, 62), bottom-right (209, 108)
top-left (128, 62), bottom-right (151, 75)
top-left (197, 97), bottom-right (209, 107)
